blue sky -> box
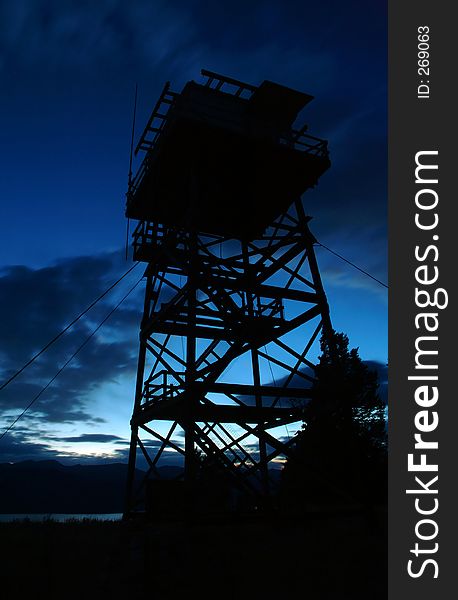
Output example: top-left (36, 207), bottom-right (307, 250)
top-left (0, 0), bottom-right (387, 464)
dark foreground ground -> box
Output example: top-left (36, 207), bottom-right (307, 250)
top-left (0, 509), bottom-right (386, 600)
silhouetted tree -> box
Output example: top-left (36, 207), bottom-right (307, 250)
top-left (281, 330), bottom-right (387, 508)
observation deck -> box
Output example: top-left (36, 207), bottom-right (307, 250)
top-left (126, 69), bottom-right (330, 240)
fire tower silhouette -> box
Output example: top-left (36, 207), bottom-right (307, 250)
top-left (124, 70), bottom-right (332, 517)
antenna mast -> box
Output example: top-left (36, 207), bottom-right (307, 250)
top-left (126, 84), bottom-right (138, 260)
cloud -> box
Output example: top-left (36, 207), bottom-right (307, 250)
top-left (0, 427), bottom-right (150, 465)
top-left (313, 228), bottom-right (387, 300)
top-left (0, 251), bottom-right (142, 429)
top-left (59, 433), bottom-right (123, 443)
top-left (0, 1), bottom-right (384, 77)
top-left (0, 0), bottom-right (193, 76)
top-left (0, 430), bottom-right (60, 463)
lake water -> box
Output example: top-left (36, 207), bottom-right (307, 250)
top-left (0, 513), bottom-right (123, 522)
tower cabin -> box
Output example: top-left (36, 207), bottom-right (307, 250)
top-left (126, 70), bottom-right (330, 246)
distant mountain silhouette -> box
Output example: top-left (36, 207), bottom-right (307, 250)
top-left (0, 460), bottom-right (182, 514)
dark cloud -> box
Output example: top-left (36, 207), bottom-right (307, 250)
top-left (0, 0), bottom-right (192, 77)
top-left (235, 360), bottom-right (387, 408)
top-left (316, 242), bottom-right (388, 301)
top-left (0, 429), bottom-right (137, 465)
top-left (0, 251), bottom-right (134, 361)
top-left (0, 430), bottom-right (60, 463)
top-left (0, 1), bottom-right (384, 78)
top-left (0, 251), bottom-right (142, 428)
top-left (59, 433), bottom-right (123, 443)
